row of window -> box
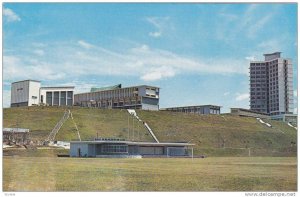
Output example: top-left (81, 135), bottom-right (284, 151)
top-left (45, 91), bottom-right (73, 106)
top-left (101, 145), bottom-right (128, 153)
top-left (251, 96), bottom-right (266, 100)
top-left (251, 105), bottom-right (267, 109)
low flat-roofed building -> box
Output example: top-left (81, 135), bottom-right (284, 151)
top-left (161, 105), bottom-right (221, 115)
top-left (70, 138), bottom-right (194, 158)
top-left (230, 108), bottom-right (270, 119)
top-left (74, 84), bottom-right (160, 111)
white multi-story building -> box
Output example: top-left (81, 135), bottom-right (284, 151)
top-left (11, 80), bottom-right (74, 107)
top-left (11, 80), bottom-right (41, 107)
top-left (250, 52), bottom-right (294, 116)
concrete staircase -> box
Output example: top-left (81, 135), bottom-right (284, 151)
top-left (127, 109), bottom-right (159, 143)
top-left (45, 110), bottom-right (70, 143)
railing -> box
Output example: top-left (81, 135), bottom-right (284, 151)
top-left (45, 110), bottom-right (70, 142)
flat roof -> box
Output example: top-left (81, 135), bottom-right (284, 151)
top-left (70, 140), bottom-right (194, 146)
top-left (75, 84), bottom-right (159, 95)
top-left (162, 105), bottom-right (222, 109)
top-left (90, 84), bottom-right (121, 92)
top-left (263, 52), bottom-right (281, 56)
top-left (12, 79), bottom-right (41, 84)
top-left (40, 86), bottom-right (75, 89)
top-left (3, 128), bottom-right (29, 133)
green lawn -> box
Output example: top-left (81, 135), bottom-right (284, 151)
top-left (3, 152), bottom-right (297, 191)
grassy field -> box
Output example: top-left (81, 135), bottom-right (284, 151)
top-left (3, 151), bottom-right (297, 191)
top-left (3, 106), bottom-right (297, 156)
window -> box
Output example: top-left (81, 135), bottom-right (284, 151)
top-left (101, 145), bottom-right (128, 153)
top-left (46, 92), bottom-right (52, 106)
top-left (67, 91), bottom-right (73, 106)
top-left (60, 91), bottom-right (66, 106)
top-left (53, 91), bottom-right (59, 105)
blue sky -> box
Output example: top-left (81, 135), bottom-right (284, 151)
top-left (3, 3), bottom-right (298, 112)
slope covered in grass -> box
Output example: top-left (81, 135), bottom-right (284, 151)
top-left (3, 106), bottom-right (152, 142)
top-left (3, 106), bottom-right (297, 156)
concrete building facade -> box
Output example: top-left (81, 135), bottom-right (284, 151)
top-left (11, 80), bottom-right (74, 107)
top-left (11, 80), bottom-right (41, 107)
top-left (74, 84), bottom-right (160, 111)
top-left (40, 87), bottom-right (74, 106)
top-left (161, 105), bottom-right (221, 115)
top-left (250, 52), bottom-right (293, 116)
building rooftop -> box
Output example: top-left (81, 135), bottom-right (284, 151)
top-left (12, 79), bottom-right (41, 84)
top-left (70, 140), bottom-right (194, 146)
top-left (263, 52), bottom-right (281, 56)
top-left (162, 105), bottom-right (222, 109)
top-left (90, 84), bottom-right (122, 92)
top-left (3, 128), bottom-right (29, 133)
top-left (263, 52), bottom-right (282, 61)
top-left (40, 86), bottom-right (75, 89)
top-left (75, 84), bottom-right (159, 95)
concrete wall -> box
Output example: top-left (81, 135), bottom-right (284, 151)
top-left (40, 87), bottom-right (74, 106)
top-left (11, 80), bottom-right (41, 107)
top-left (70, 143), bottom-right (89, 157)
top-left (28, 81), bottom-right (41, 106)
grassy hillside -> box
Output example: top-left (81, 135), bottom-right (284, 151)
top-left (3, 106), bottom-right (297, 156)
top-left (3, 106), bottom-right (152, 142)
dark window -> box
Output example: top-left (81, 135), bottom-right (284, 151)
top-left (53, 91), bottom-right (59, 105)
top-left (46, 92), bottom-right (52, 106)
top-left (60, 91), bottom-right (66, 106)
top-left (67, 91), bottom-right (73, 106)
top-left (101, 145), bottom-right (128, 153)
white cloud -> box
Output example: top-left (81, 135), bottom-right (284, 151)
top-left (3, 55), bottom-right (66, 81)
top-left (3, 40), bottom-right (250, 83)
top-left (216, 4), bottom-right (276, 41)
top-left (258, 39), bottom-right (281, 52)
top-left (149, 32), bottom-right (161, 38)
top-left (140, 66), bottom-right (176, 81)
top-left (245, 56), bottom-right (255, 61)
top-left (247, 14), bottom-right (273, 39)
top-left (223, 92), bottom-right (230, 96)
top-left (146, 16), bottom-right (170, 38)
top-left (3, 90), bottom-right (11, 108)
top-left (78, 40), bottom-right (94, 49)
top-left (33, 49), bottom-right (45, 56)
top-left (4, 8), bottom-right (21, 22)
top-left (235, 93), bottom-right (249, 101)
